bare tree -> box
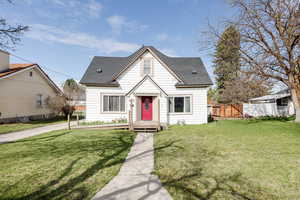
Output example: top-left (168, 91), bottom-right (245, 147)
top-left (0, 0), bottom-right (28, 50)
top-left (45, 95), bottom-right (75, 118)
top-left (221, 76), bottom-right (271, 103)
top-left (206, 0), bottom-right (300, 122)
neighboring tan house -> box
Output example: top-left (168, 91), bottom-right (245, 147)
top-left (80, 46), bottom-right (213, 125)
top-left (0, 50), bottom-right (63, 123)
top-left (243, 89), bottom-right (295, 117)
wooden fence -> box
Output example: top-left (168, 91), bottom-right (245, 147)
top-left (212, 104), bottom-right (243, 119)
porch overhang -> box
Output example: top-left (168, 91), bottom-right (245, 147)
top-left (125, 75), bottom-right (168, 97)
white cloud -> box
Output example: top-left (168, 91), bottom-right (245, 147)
top-left (156, 33), bottom-right (169, 41)
top-left (107, 15), bottom-right (126, 34)
top-left (48, 0), bottom-right (68, 6)
top-left (87, 0), bottom-right (103, 18)
top-left (107, 15), bottom-right (148, 34)
top-left (47, 0), bottom-right (103, 18)
top-left (27, 24), bottom-right (139, 54)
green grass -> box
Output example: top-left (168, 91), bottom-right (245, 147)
top-left (0, 129), bottom-right (135, 200)
top-left (154, 120), bottom-right (300, 200)
top-left (0, 118), bottom-right (67, 135)
top-left (79, 119), bottom-right (128, 126)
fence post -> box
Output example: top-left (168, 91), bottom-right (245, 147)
top-left (68, 114), bottom-right (71, 130)
top-left (76, 114), bottom-right (79, 126)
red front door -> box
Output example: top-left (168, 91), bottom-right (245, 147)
top-left (141, 96), bottom-right (153, 121)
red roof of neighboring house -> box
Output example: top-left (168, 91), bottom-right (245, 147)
top-left (0, 63), bottom-right (36, 78)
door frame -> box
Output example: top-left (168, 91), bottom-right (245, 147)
top-left (141, 96), bottom-right (153, 121)
top-left (135, 95), bottom-right (160, 122)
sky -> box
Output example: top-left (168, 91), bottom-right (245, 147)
top-left (1, 0), bottom-right (235, 86)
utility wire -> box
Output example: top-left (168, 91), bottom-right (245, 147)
top-left (9, 53), bottom-right (79, 79)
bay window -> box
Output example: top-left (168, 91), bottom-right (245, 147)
top-left (103, 95), bottom-right (125, 112)
top-left (168, 96), bottom-right (191, 113)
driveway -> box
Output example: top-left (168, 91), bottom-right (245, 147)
top-left (92, 132), bottom-right (172, 200)
top-left (0, 122), bottom-right (76, 143)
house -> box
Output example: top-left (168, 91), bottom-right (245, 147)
top-left (243, 89), bottom-right (295, 117)
top-left (0, 50), bottom-right (63, 123)
top-left (80, 46), bottom-right (213, 125)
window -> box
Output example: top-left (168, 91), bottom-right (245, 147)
top-left (168, 96), bottom-right (191, 113)
top-left (277, 98), bottom-right (288, 106)
top-left (103, 95), bottom-right (125, 112)
top-left (36, 94), bottom-right (43, 108)
top-left (29, 71), bottom-right (33, 77)
top-left (142, 58), bottom-right (152, 75)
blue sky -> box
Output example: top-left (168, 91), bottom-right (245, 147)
top-left (2, 0), bottom-right (235, 86)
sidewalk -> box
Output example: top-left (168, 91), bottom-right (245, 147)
top-left (0, 121), bottom-right (76, 143)
top-left (92, 132), bottom-right (172, 200)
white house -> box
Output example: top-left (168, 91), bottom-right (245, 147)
top-left (80, 46), bottom-right (213, 125)
top-left (243, 89), bottom-right (295, 117)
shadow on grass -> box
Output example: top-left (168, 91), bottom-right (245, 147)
top-left (8, 135), bottom-right (179, 200)
top-left (0, 131), bottom-right (136, 200)
top-left (154, 140), bottom-right (277, 200)
top-left (89, 139), bottom-right (276, 200)
top-left (158, 170), bottom-right (278, 200)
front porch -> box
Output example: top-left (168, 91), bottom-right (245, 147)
top-left (131, 120), bottom-right (161, 132)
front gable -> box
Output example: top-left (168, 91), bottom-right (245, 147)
top-left (115, 48), bottom-right (183, 83)
top-left (118, 51), bottom-right (179, 93)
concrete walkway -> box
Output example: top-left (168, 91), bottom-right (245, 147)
top-left (92, 132), bottom-right (173, 200)
top-left (0, 122), bottom-right (76, 143)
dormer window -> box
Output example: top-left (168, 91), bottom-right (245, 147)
top-left (142, 58), bottom-right (152, 76)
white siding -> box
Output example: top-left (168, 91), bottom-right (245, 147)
top-left (243, 100), bottom-right (295, 117)
top-left (243, 103), bottom-right (277, 117)
top-left (85, 52), bottom-right (209, 124)
top-left (134, 79), bottom-right (161, 94)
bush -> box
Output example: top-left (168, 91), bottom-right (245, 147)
top-left (248, 115), bottom-right (295, 122)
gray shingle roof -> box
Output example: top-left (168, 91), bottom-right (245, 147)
top-left (80, 46), bottom-right (213, 87)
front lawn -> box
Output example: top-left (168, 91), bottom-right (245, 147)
top-left (0, 129), bottom-right (135, 200)
top-left (154, 120), bottom-right (300, 200)
top-left (0, 117), bottom-right (67, 135)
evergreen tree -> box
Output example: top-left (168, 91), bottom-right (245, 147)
top-left (212, 25), bottom-right (271, 103)
top-left (213, 25), bottom-right (240, 91)
top-left (213, 25), bottom-right (241, 103)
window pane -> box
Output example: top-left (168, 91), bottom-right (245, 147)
top-left (120, 96), bottom-right (125, 112)
top-left (112, 96), bottom-right (119, 111)
top-left (103, 96), bottom-right (108, 111)
top-left (109, 96), bottom-right (114, 111)
top-left (174, 97), bottom-right (184, 112)
top-left (144, 59), bottom-right (151, 74)
top-left (185, 97), bottom-right (191, 112)
top-left (36, 94), bottom-right (42, 107)
top-left (168, 97), bottom-right (174, 113)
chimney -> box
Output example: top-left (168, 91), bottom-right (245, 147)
top-left (0, 50), bottom-right (9, 72)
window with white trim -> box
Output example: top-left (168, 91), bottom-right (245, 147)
top-left (103, 95), bottom-right (125, 112)
top-left (142, 58), bottom-right (152, 75)
top-left (168, 96), bottom-right (191, 113)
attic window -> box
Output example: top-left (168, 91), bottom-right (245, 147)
top-left (96, 68), bottom-right (102, 73)
top-left (29, 71), bottom-right (33, 77)
top-left (142, 58), bottom-right (152, 76)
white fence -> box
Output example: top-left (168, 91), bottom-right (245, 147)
top-left (243, 103), bottom-right (278, 117)
top-left (243, 103), bottom-right (295, 117)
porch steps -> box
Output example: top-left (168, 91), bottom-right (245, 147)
top-left (132, 121), bottom-right (161, 132)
